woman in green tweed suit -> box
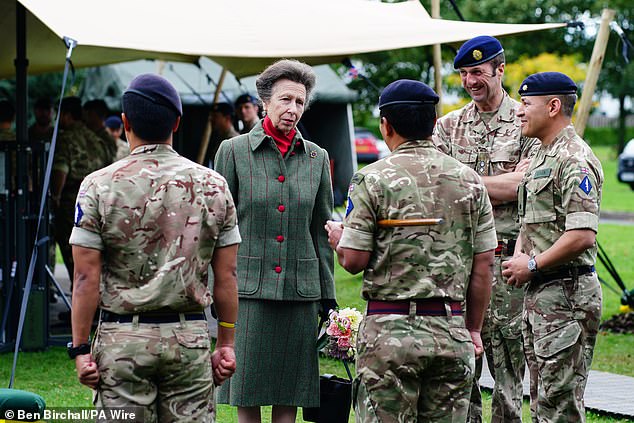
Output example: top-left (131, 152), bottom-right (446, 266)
top-left (214, 59), bottom-right (336, 423)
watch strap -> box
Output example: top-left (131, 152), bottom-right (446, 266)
top-left (67, 342), bottom-right (91, 359)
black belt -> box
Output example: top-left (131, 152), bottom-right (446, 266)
top-left (367, 299), bottom-right (462, 316)
top-left (494, 239), bottom-right (516, 257)
top-left (533, 265), bottom-right (595, 284)
top-left (101, 310), bottom-right (206, 324)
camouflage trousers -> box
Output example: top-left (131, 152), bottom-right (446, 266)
top-left (93, 319), bottom-right (215, 423)
top-left (354, 311), bottom-right (475, 423)
top-left (469, 255), bottom-right (526, 423)
top-left (523, 274), bottom-right (602, 423)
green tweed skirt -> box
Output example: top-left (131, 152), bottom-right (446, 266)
top-left (217, 299), bottom-right (320, 407)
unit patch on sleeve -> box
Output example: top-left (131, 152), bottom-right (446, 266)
top-left (345, 198), bottom-right (354, 217)
top-left (579, 175), bottom-right (593, 195)
top-left (74, 203), bottom-right (84, 227)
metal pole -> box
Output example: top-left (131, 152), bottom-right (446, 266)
top-left (432, 0), bottom-right (443, 117)
top-left (13, 1), bottom-right (29, 344)
top-left (574, 9), bottom-right (615, 137)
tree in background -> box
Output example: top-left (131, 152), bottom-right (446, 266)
top-left (341, 0), bottom-right (632, 147)
top-left (0, 71), bottom-right (85, 126)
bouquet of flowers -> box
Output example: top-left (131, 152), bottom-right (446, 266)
top-left (319, 307), bottom-right (363, 361)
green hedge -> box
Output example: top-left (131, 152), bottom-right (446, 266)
top-left (584, 127), bottom-right (634, 147)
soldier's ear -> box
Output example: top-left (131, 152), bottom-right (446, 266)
top-left (121, 113), bottom-right (132, 132)
top-left (172, 116), bottom-right (181, 133)
top-left (381, 117), bottom-right (395, 137)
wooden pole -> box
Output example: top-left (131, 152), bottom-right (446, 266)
top-left (432, 0), bottom-right (443, 117)
top-left (197, 67), bottom-right (228, 165)
top-left (574, 8), bottom-right (615, 138)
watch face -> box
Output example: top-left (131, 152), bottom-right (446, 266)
top-left (528, 258), bottom-right (537, 272)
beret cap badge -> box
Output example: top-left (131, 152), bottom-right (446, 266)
top-left (522, 84), bottom-right (528, 92)
top-left (472, 49), bottom-right (483, 60)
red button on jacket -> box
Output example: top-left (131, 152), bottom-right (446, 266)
top-left (278, 205), bottom-right (285, 212)
top-left (277, 235), bottom-right (284, 242)
top-left (278, 175), bottom-right (285, 182)
top-left (275, 266), bottom-right (282, 273)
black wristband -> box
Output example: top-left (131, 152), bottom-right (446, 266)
top-left (67, 342), bottom-right (91, 359)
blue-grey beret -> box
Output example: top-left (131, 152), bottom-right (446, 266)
top-left (124, 74), bottom-right (182, 116)
top-left (104, 115), bottom-right (122, 129)
top-left (378, 79), bottom-right (439, 109)
top-left (454, 35), bottom-right (504, 69)
top-left (518, 72), bottom-right (578, 96)
top-left (235, 93), bottom-right (258, 106)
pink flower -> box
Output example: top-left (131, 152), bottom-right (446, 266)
top-left (326, 321), bottom-right (342, 337)
top-left (337, 336), bottom-right (351, 349)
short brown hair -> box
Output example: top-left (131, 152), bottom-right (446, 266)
top-left (489, 52), bottom-right (505, 73)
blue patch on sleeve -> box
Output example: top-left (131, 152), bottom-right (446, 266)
top-left (579, 176), bottom-right (592, 195)
top-left (345, 197), bottom-right (354, 217)
top-left (74, 203), bottom-right (84, 227)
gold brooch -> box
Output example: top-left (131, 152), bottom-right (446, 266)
top-left (310, 150), bottom-right (317, 158)
top-left (472, 49), bottom-right (482, 60)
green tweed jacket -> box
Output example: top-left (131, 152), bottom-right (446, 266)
top-left (215, 121), bottom-right (335, 301)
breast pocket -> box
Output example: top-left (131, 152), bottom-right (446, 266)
top-left (524, 176), bottom-right (556, 223)
top-left (490, 143), bottom-right (520, 173)
top-left (451, 144), bottom-right (477, 166)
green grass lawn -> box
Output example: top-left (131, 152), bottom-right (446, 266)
top-left (3, 145), bottom-right (633, 422)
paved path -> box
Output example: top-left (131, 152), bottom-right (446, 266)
top-left (601, 211), bottom-right (634, 226)
top-left (480, 358), bottom-right (634, 419)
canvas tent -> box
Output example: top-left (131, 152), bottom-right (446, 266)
top-left (79, 59), bottom-right (358, 203)
top-left (2, 0), bottom-right (566, 79)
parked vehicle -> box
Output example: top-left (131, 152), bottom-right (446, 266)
top-left (375, 139), bottom-right (390, 160)
top-left (354, 127), bottom-right (380, 163)
top-left (617, 139), bottom-right (634, 190)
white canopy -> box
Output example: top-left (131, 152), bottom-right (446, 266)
top-left (2, 0), bottom-right (565, 78)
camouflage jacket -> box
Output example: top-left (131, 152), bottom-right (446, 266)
top-left (433, 92), bottom-right (540, 240)
top-left (53, 121), bottom-right (110, 203)
top-left (0, 127), bottom-right (15, 141)
top-left (339, 139), bottom-right (497, 301)
top-left (518, 125), bottom-right (603, 267)
top-left (94, 126), bottom-right (117, 165)
top-left (214, 121), bottom-right (335, 301)
top-left (69, 143), bottom-right (241, 313)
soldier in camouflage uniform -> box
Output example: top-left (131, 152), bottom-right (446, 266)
top-left (432, 35), bottom-right (540, 423)
top-left (104, 115), bottom-right (131, 161)
top-left (503, 72), bottom-right (603, 423)
top-left (326, 80), bottom-right (496, 422)
top-left (51, 97), bottom-right (111, 290)
top-left (69, 74), bottom-right (240, 423)
top-left (83, 99), bottom-right (117, 163)
top-left (28, 97), bottom-right (54, 143)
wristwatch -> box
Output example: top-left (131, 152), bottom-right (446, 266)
top-left (67, 342), bottom-right (91, 359)
top-left (527, 256), bottom-right (539, 273)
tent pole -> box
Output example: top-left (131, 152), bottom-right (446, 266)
top-left (574, 8), bottom-right (615, 138)
top-left (14, 1), bottom-right (29, 339)
top-left (432, 0), bottom-right (443, 117)
top-left (196, 67), bottom-right (227, 165)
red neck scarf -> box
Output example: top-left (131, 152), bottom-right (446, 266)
top-left (263, 116), bottom-right (296, 156)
